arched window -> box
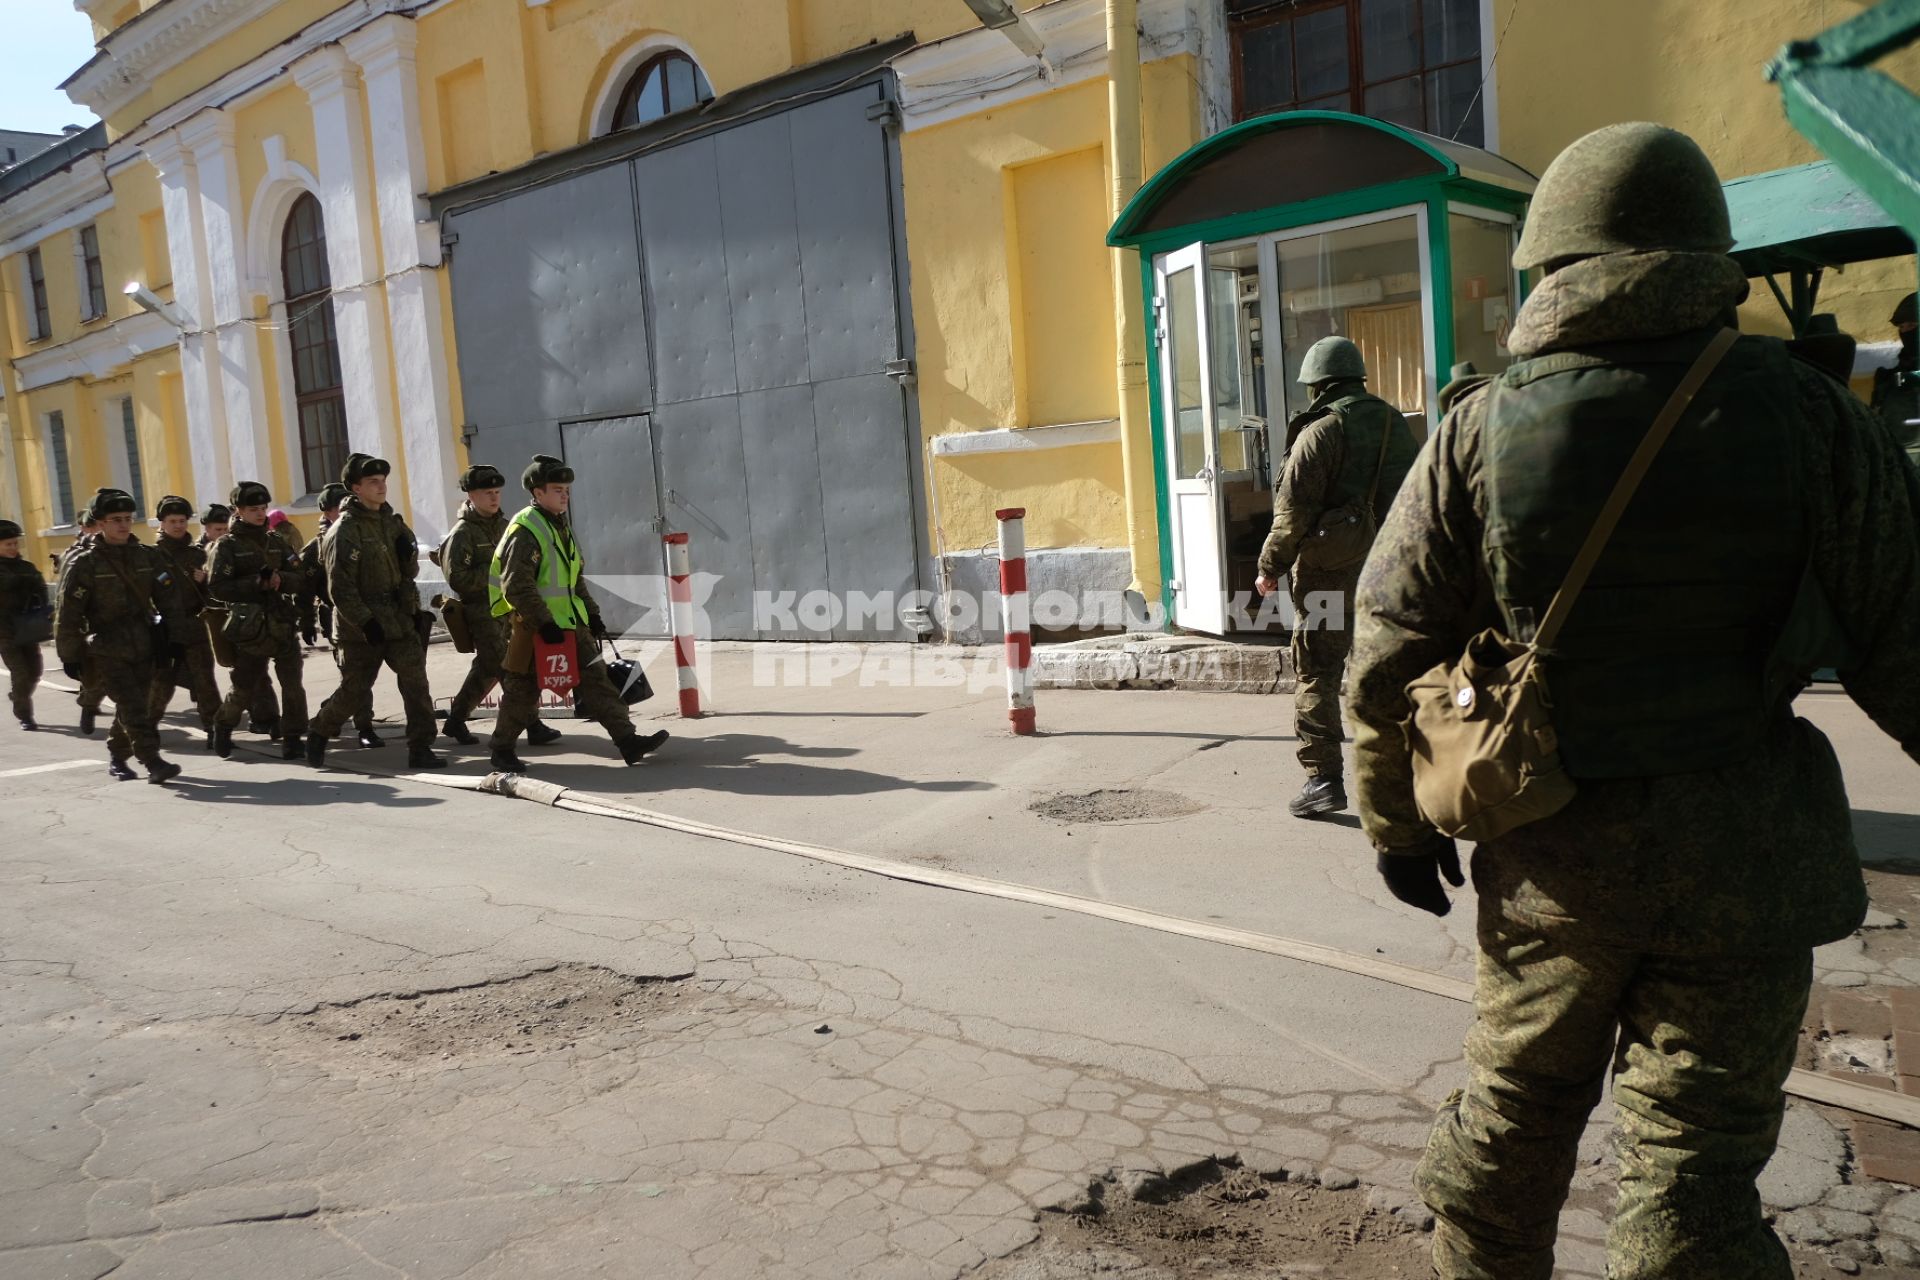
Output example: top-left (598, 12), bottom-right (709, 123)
top-left (611, 50), bottom-right (713, 131)
top-left (281, 192), bottom-right (349, 494)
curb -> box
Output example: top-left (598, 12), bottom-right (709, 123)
top-left (1032, 634), bottom-right (1294, 694)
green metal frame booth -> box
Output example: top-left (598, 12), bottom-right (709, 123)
top-left (1108, 111), bottom-right (1536, 634)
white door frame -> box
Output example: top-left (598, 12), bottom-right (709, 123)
top-left (1155, 242), bottom-right (1229, 635)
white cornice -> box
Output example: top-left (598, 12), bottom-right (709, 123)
top-left (12, 309), bottom-right (179, 391)
top-left (930, 419), bottom-right (1120, 456)
top-left (0, 154), bottom-right (111, 252)
top-left (64, 0), bottom-right (280, 121)
top-left (895, 0), bottom-right (1196, 132)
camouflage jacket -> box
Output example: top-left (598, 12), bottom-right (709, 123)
top-left (442, 502), bottom-right (508, 612)
top-left (321, 497), bottom-right (422, 644)
top-left (0, 556), bottom-right (49, 644)
top-left (1348, 250), bottom-right (1920, 954)
top-left (152, 531), bottom-right (213, 619)
top-left (55, 539), bottom-right (188, 665)
top-left (208, 520), bottom-right (307, 627)
top-left (1257, 384), bottom-right (1416, 579)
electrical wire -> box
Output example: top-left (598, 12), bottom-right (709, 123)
top-left (1452, 0), bottom-right (1521, 142)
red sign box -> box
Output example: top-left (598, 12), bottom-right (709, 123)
top-left (533, 630), bottom-right (581, 694)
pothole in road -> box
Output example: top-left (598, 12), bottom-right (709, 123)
top-left (987, 1159), bottom-right (1430, 1279)
top-left (1029, 789), bottom-right (1204, 825)
top-left (259, 964), bottom-right (696, 1069)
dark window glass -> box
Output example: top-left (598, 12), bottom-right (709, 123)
top-left (81, 225), bottom-right (107, 319)
top-left (27, 247), bottom-right (50, 339)
top-left (1427, 60), bottom-right (1485, 144)
top-left (1360, 0), bottom-right (1420, 81)
top-left (281, 192), bottom-right (350, 495)
top-left (1295, 7), bottom-right (1350, 98)
top-left (120, 397), bottom-right (144, 514)
top-left (611, 51), bottom-right (714, 133)
top-left (1425, 0), bottom-right (1480, 64)
top-left (1366, 74), bottom-right (1424, 130)
top-left (1238, 21), bottom-right (1294, 114)
top-left (48, 410), bottom-right (74, 525)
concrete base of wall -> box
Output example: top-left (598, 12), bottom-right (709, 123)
top-left (1032, 632), bottom-right (1295, 694)
top-left (935, 545), bottom-right (1134, 644)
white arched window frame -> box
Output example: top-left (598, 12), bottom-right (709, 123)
top-left (245, 149), bottom-right (339, 502)
top-left (588, 35), bottom-right (713, 139)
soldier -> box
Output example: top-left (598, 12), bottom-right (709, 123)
top-left (486, 454), bottom-right (667, 773)
top-left (298, 482), bottom-right (381, 747)
top-left (56, 511), bottom-right (106, 736)
top-left (303, 454), bottom-right (444, 770)
top-left (1, 518), bottom-right (50, 731)
top-left (146, 495), bottom-right (222, 745)
top-left (198, 504), bottom-right (230, 547)
top-left (54, 488), bottom-right (188, 783)
top-left (1348, 123), bottom-right (1920, 1280)
top-left (1255, 337), bottom-right (1418, 819)
top-left (440, 464), bottom-right (562, 749)
top-left (1871, 291), bottom-right (1919, 464)
top-left (208, 482), bottom-right (309, 760)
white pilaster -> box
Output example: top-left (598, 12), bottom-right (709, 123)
top-left (342, 15), bottom-right (457, 544)
top-left (294, 46), bottom-right (403, 494)
top-left (143, 128), bottom-right (233, 503)
top-left (179, 110), bottom-right (273, 493)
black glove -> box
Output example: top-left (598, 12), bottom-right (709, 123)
top-left (259, 565), bottom-right (276, 581)
top-left (538, 621), bottom-right (566, 645)
top-left (395, 533), bottom-right (417, 562)
top-left (63, 662), bottom-right (83, 681)
top-left (362, 617), bottom-right (386, 645)
top-left (301, 624), bottom-right (318, 647)
top-left (589, 617), bottom-right (610, 642)
top-left (1376, 836), bottom-right (1465, 917)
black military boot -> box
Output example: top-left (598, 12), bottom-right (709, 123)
top-left (356, 724), bottom-right (385, 748)
top-left (17, 716), bottom-right (35, 732)
top-left (200, 718), bottom-right (216, 750)
top-left (304, 732), bottom-right (328, 768)
top-left (617, 729), bottom-right (670, 766)
top-left (407, 746), bottom-right (448, 770)
top-left (489, 746), bottom-right (529, 774)
top-left (146, 758), bottom-right (182, 785)
top-left (280, 736), bottom-right (303, 760)
top-left (212, 722), bottom-right (234, 759)
top-left (441, 715), bottom-right (478, 746)
top-left (79, 706), bottom-right (97, 737)
top-left (107, 757), bottom-right (137, 781)
top-left (250, 715), bottom-right (279, 739)
top-left (525, 720), bottom-right (562, 747)
top-left (1288, 776), bottom-right (1348, 819)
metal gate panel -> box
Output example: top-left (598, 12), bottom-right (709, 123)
top-left (715, 118), bottom-right (812, 394)
top-left (558, 415), bottom-right (668, 639)
top-left (813, 373), bottom-right (917, 641)
top-left (790, 87), bottom-right (900, 384)
top-left (653, 396), bottom-right (757, 638)
top-left (737, 384), bottom-right (831, 639)
top-left (636, 140), bottom-right (739, 405)
top-left (447, 164), bottom-right (652, 429)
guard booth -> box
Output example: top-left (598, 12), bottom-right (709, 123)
top-left (1108, 112), bottom-right (1536, 634)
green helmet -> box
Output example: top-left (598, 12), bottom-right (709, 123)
top-left (1514, 123), bottom-right (1732, 271)
top-left (1893, 292), bottom-right (1917, 327)
top-left (1298, 336), bottom-right (1367, 386)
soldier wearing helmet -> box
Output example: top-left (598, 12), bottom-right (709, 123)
top-left (1871, 291), bottom-right (1919, 463)
top-left (1255, 335), bottom-right (1420, 820)
top-left (1347, 122), bottom-right (1920, 1279)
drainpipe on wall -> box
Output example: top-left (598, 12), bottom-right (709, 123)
top-left (1106, 0), bottom-right (1162, 619)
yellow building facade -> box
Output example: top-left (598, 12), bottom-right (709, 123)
top-left (0, 0), bottom-right (1911, 637)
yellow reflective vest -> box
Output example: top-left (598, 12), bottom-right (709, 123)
top-left (488, 506), bottom-right (588, 629)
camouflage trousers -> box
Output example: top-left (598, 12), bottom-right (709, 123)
top-left (1419, 906), bottom-right (1810, 1280)
top-left (77, 658), bottom-right (105, 713)
top-left (1289, 564), bottom-right (1360, 780)
top-left (95, 653), bottom-right (165, 767)
top-left (491, 643), bottom-right (632, 750)
top-left (3, 639), bottom-right (41, 721)
top-left (148, 634), bottom-right (221, 728)
top-left (447, 605), bottom-right (506, 722)
top-left (217, 636), bottom-right (307, 741)
top-left (312, 636), bottom-right (435, 750)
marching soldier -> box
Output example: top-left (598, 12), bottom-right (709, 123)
top-left (440, 464), bottom-right (561, 750)
top-left (304, 454), bottom-right (444, 770)
top-left (298, 482), bottom-right (381, 746)
top-left (1349, 123), bottom-right (1920, 1279)
top-left (146, 495), bottom-right (222, 745)
top-left (199, 503), bottom-right (281, 738)
top-left (1255, 337), bottom-right (1419, 819)
top-left (208, 483), bottom-right (309, 760)
top-left (54, 488), bottom-right (188, 783)
top-left (198, 504), bottom-right (230, 547)
top-left (56, 511), bottom-right (106, 736)
top-left (0, 518), bottom-right (49, 731)
top-left (486, 454), bottom-right (666, 773)
top-left (1872, 291), bottom-right (1919, 464)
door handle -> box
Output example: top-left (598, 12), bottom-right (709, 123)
top-left (1196, 464), bottom-right (1216, 484)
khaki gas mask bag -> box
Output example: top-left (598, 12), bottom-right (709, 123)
top-left (1404, 328), bottom-right (1738, 842)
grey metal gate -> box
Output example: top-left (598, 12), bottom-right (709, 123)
top-left (441, 75), bottom-right (922, 643)
top-left (559, 414), bottom-right (666, 638)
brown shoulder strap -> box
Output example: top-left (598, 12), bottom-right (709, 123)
top-left (1363, 405), bottom-right (1394, 514)
top-left (96, 547), bottom-right (155, 612)
top-left (1534, 327), bottom-right (1739, 651)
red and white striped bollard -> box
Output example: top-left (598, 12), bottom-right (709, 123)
top-left (996, 507), bottom-right (1036, 735)
top-left (663, 532), bottom-right (701, 718)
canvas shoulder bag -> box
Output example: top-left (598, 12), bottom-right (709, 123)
top-left (1299, 406), bottom-right (1394, 572)
top-left (1403, 327), bottom-right (1738, 842)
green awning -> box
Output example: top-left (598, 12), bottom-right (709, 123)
top-left (1725, 159), bottom-right (1914, 276)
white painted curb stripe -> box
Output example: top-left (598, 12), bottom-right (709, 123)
top-left (0, 759), bottom-right (101, 779)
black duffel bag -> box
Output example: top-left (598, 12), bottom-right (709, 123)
top-left (577, 640), bottom-right (654, 717)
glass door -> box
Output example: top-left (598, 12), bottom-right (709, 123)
top-left (1156, 243), bottom-right (1229, 634)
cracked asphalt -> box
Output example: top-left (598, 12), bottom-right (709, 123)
top-left (4, 643), bottom-right (1918, 1278)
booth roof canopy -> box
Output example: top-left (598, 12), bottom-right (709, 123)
top-left (1725, 159), bottom-right (1914, 276)
top-left (1108, 111), bottom-right (1537, 246)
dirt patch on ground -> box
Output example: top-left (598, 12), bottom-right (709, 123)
top-left (1030, 789), bottom-right (1204, 825)
top-left (252, 964), bottom-right (695, 1070)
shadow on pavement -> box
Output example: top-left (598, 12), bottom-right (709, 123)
top-left (525, 732), bottom-right (992, 799)
top-left (165, 775), bottom-right (445, 808)
top-left (1044, 730), bottom-right (1299, 743)
top-left (1855, 809), bottom-right (1920, 868)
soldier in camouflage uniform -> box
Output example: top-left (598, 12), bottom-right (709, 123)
top-left (1871, 291), bottom-right (1919, 465)
top-left (0, 518), bottom-right (50, 731)
top-left (1256, 337), bottom-right (1418, 819)
top-left (55, 488), bottom-right (189, 783)
top-left (298, 483), bottom-right (381, 747)
top-left (439, 463), bottom-right (561, 749)
top-left (1348, 124), bottom-right (1920, 1280)
top-left (208, 483), bottom-right (310, 759)
top-left (145, 495), bottom-right (222, 745)
top-left (304, 454), bottom-right (445, 770)
top-left (55, 512), bottom-right (106, 736)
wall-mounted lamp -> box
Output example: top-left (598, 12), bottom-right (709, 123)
top-left (123, 281), bottom-right (191, 332)
top-left (961, 0), bottom-right (1052, 67)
